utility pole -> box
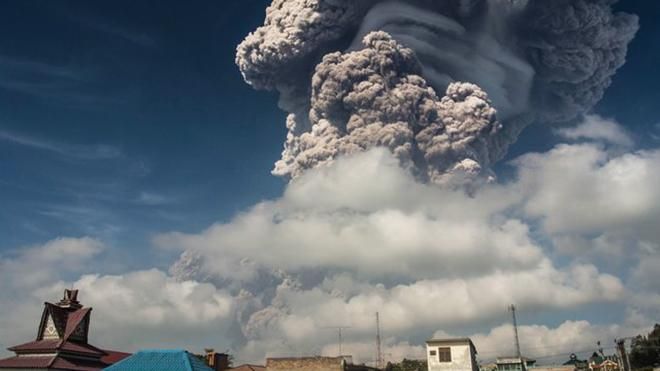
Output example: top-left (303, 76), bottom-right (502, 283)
top-left (323, 326), bottom-right (352, 357)
top-left (376, 312), bottom-right (383, 369)
top-left (508, 304), bottom-right (522, 359)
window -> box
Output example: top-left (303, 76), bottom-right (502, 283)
top-left (438, 347), bottom-right (451, 362)
top-left (430, 350), bottom-right (437, 356)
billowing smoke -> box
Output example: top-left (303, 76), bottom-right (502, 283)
top-left (236, 0), bottom-right (638, 183)
top-left (150, 2), bottom-right (644, 358)
top-left (278, 32), bottom-right (500, 184)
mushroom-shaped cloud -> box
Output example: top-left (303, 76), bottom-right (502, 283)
top-left (236, 0), bottom-right (638, 183)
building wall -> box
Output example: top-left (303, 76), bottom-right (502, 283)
top-left (267, 357), bottom-right (344, 371)
top-left (427, 344), bottom-right (478, 371)
top-left (532, 366), bottom-right (575, 371)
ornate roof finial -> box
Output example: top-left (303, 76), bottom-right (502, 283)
top-left (57, 289), bottom-right (82, 309)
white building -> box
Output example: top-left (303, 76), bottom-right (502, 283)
top-left (426, 338), bottom-right (479, 371)
top-left (496, 357), bottom-right (536, 371)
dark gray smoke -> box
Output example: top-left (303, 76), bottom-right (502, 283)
top-left (277, 32), bottom-right (500, 184)
top-left (236, 0), bottom-right (638, 183)
top-left (520, 0), bottom-right (640, 122)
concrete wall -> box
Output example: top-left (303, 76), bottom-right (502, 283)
top-left (267, 357), bottom-right (344, 371)
top-left (427, 344), bottom-right (478, 371)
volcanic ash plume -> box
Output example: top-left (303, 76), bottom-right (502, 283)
top-left (277, 32), bottom-right (499, 184)
top-left (236, 0), bottom-right (638, 183)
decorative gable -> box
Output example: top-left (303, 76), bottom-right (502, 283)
top-left (37, 303), bottom-right (68, 341)
top-left (42, 314), bottom-right (60, 340)
top-left (69, 315), bottom-right (88, 341)
top-left (2, 289), bottom-right (122, 371)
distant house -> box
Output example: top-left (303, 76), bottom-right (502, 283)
top-left (0, 289), bottom-right (130, 370)
top-left (104, 349), bottom-right (213, 371)
top-left (266, 356), bottom-right (378, 371)
top-left (594, 359), bottom-right (619, 371)
top-left (201, 349), bottom-right (231, 371)
top-left (426, 338), bottom-right (479, 371)
top-left (496, 357), bottom-right (536, 371)
top-left (587, 353), bottom-right (620, 371)
top-left (564, 354), bottom-right (589, 371)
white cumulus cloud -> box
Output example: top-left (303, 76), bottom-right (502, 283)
top-left (556, 115), bottom-right (634, 147)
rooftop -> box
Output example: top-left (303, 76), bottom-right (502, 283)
top-left (496, 357), bottom-right (536, 364)
top-left (426, 337), bottom-right (477, 351)
top-left (104, 349), bottom-right (214, 371)
top-left (0, 289), bottom-right (129, 370)
top-left (426, 337), bottom-right (473, 344)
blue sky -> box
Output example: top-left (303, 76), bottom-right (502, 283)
top-left (1, 0), bottom-right (659, 364)
top-left (0, 0), bottom-right (286, 261)
top-left (1, 0), bottom-right (658, 258)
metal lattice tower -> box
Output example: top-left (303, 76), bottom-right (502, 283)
top-left (323, 326), bottom-right (352, 356)
top-left (508, 304), bottom-right (522, 358)
top-left (376, 312), bottom-right (383, 369)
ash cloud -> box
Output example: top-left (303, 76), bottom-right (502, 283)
top-left (277, 32), bottom-right (500, 184)
top-left (236, 0), bottom-right (638, 183)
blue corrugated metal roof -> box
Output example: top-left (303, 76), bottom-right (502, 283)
top-left (104, 349), bottom-right (213, 371)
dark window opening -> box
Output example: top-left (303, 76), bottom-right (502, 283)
top-left (438, 347), bottom-right (451, 363)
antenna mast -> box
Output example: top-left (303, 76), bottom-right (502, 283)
top-left (508, 304), bottom-right (522, 358)
top-left (376, 312), bottom-right (383, 369)
top-left (323, 326), bottom-right (352, 356)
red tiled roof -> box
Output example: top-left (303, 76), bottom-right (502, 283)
top-left (0, 354), bottom-right (111, 370)
top-left (0, 355), bottom-right (54, 368)
top-left (63, 307), bottom-right (91, 340)
top-left (9, 339), bottom-right (106, 356)
top-left (102, 350), bottom-right (132, 365)
top-left (50, 356), bottom-right (109, 370)
top-left (60, 341), bottom-right (106, 355)
top-left (10, 339), bottom-right (61, 352)
top-left (2, 291), bottom-right (130, 370)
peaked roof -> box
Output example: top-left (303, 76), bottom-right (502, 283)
top-left (63, 307), bottom-right (91, 340)
top-left (101, 350), bottom-right (132, 365)
top-left (9, 338), bottom-right (106, 356)
top-left (104, 350), bottom-right (214, 371)
top-left (0, 347), bottom-right (130, 370)
top-left (0, 289), bottom-right (129, 371)
top-left (37, 302), bottom-right (91, 341)
top-left (0, 354), bottom-right (109, 371)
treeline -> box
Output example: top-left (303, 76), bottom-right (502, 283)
top-left (386, 359), bottom-right (428, 371)
top-left (631, 323), bottom-right (660, 371)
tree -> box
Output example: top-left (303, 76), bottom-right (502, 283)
top-left (630, 324), bottom-right (660, 370)
top-left (386, 359), bottom-right (428, 371)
